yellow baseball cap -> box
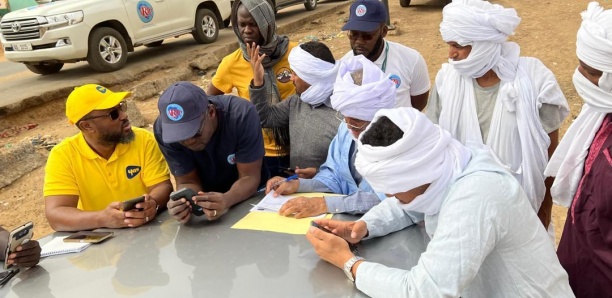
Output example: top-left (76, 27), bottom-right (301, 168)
top-left (65, 84), bottom-right (131, 124)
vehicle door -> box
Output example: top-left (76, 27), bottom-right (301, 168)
top-left (164, 0), bottom-right (194, 30)
top-left (123, 0), bottom-right (170, 40)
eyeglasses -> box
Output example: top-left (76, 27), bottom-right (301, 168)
top-left (335, 111), bottom-right (368, 132)
top-left (347, 27), bottom-right (381, 41)
top-left (82, 101), bottom-right (127, 121)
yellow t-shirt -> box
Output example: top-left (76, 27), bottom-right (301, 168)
top-left (211, 42), bottom-right (297, 157)
top-left (43, 127), bottom-right (170, 211)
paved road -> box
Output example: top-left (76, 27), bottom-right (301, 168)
top-left (0, 1), bottom-right (350, 114)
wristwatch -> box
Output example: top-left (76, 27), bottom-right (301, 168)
top-left (343, 256), bottom-right (365, 282)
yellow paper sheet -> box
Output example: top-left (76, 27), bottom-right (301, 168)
top-left (231, 193), bottom-right (338, 235)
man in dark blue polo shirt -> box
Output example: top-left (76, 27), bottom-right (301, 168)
top-left (154, 81), bottom-right (266, 222)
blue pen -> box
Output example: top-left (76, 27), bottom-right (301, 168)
top-left (271, 174), bottom-right (299, 188)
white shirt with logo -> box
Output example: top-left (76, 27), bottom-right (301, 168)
top-left (342, 40), bottom-right (430, 108)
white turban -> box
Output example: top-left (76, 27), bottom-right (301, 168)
top-left (330, 55), bottom-right (396, 121)
top-left (576, 1), bottom-right (612, 92)
top-left (288, 44), bottom-right (339, 106)
top-left (440, 0), bottom-right (521, 81)
top-left (356, 108), bottom-right (471, 215)
top-left (545, 2), bottom-right (612, 207)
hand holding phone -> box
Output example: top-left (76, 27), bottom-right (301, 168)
top-left (311, 221), bottom-right (359, 254)
top-left (170, 188), bottom-right (204, 216)
top-left (121, 196), bottom-right (145, 211)
top-left (4, 222), bottom-right (35, 270)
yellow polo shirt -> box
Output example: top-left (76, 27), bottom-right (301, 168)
top-left (43, 127), bottom-right (170, 211)
top-left (211, 42), bottom-right (297, 157)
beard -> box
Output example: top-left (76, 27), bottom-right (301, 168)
top-left (100, 121), bottom-right (135, 145)
top-left (352, 36), bottom-right (385, 61)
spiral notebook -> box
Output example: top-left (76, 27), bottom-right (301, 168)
top-left (41, 236), bottom-right (91, 257)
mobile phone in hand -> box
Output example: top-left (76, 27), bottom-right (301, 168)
top-left (311, 221), bottom-right (359, 254)
top-left (4, 222), bottom-right (33, 270)
top-left (121, 196), bottom-right (145, 211)
top-left (170, 188), bottom-right (204, 216)
top-left (311, 221), bottom-right (333, 233)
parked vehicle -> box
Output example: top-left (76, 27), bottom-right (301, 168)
top-left (266, 0), bottom-right (317, 13)
top-left (0, 0), bottom-right (231, 74)
top-left (400, 0), bottom-right (451, 7)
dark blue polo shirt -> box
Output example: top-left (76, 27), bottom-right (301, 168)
top-left (154, 95), bottom-right (267, 192)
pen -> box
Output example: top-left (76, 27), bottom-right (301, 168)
top-left (271, 174), bottom-right (298, 188)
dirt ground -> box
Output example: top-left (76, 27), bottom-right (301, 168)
top-left (1, 0), bottom-right (610, 245)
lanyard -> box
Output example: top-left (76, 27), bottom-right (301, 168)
top-left (380, 41), bottom-right (389, 73)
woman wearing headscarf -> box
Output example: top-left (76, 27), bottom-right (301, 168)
top-left (545, 2), bottom-right (612, 296)
top-left (207, 0), bottom-right (296, 178)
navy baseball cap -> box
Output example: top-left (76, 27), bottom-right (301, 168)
top-left (157, 81), bottom-right (208, 143)
top-left (342, 0), bottom-right (388, 32)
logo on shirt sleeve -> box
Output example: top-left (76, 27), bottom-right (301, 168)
top-left (126, 166), bottom-right (142, 179)
top-left (227, 154), bottom-right (236, 165)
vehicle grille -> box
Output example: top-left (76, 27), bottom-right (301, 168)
top-left (0, 18), bottom-right (41, 41)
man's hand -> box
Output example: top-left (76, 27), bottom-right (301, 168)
top-left (167, 197), bottom-right (192, 224)
top-left (102, 202), bottom-right (130, 228)
top-left (6, 240), bottom-right (41, 268)
top-left (306, 226), bottom-right (354, 269)
top-left (312, 219), bottom-right (368, 244)
top-left (124, 194), bottom-right (158, 227)
top-left (247, 42), bottom-right (266, 87)
top-left (279, 196), bottom-right (327, 218)
top-left (266, 176), bottom-right (300, 197)
top-left (195, 192), bottom-right (228, 221)
top-left (295, 166), bottom-right (317, 179)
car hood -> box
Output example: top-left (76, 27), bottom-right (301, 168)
top-left (2, 0), bottom-right (86, 21)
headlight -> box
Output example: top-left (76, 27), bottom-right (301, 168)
top-left (44, 11), bottom-right (84, 29)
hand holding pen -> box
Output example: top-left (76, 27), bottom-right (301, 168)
top-left (265, 174), bottom-right (300, 197)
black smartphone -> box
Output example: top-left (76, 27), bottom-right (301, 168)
top-left (311, 221), bottom-right (359, 254)
top-left (121, 196), bottom-right (145, 211)
top-left (282, 167), bottom-right (296, 176)
top-left (311, 221), bottom-right (333, 233)
top-left (0, 268), bottom-right (19, 287)
top-left (170, 188), bottom-right (204, 216)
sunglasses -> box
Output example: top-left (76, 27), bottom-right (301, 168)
top-left (82, 101), bottom-right (127, 121)
top-left (335, 111), bottom-right (368, 132)
top-left (347, 27), bottom-right (382, 41)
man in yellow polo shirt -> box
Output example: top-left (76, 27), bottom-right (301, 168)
top-left (207, 0), bottom-right (297, 177)
top-left (43, 84), bottom-right (173, 232)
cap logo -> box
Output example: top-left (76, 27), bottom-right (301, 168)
top-left (166, 104), bottom-right (184, 121)
top-left (96, 86), bottom-right (107, 93)
top-left (355, 4), bottom-right (367, 17)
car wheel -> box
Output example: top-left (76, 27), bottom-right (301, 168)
top-left (24, 62), bottom-right (64, 75)
top-left (400, 0), bottom-right (411, 7)
top-left (192, 8), bottom-right (219, 44)
top-left (304, 0), bottom-right (317, 11)
top-left (87, 27), bottom-right (128, 72)
top-left (144, 40), bottom-right (164, 47)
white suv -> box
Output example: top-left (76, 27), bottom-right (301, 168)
top-left (0, 0), bottom-right (231, 74)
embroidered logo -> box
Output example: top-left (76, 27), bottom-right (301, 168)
top-left (276, 67), bottom-right (292, 83)
top-left (389, 74), bottom-right (401, 89)
top-left (96, 85), bottom-right (107, 93)
top-left (227, 154), bottom-right (236, 165)
top-left (166, 104), bottom-right (184, 121)
top-left (355, 4), bottom-right (367, 17)
top-left (137, 1), bottom-right (154, 23)
top-left (126, 166), bottom-right (141, 179)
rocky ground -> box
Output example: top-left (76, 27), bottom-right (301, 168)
top-left (1, 0), bottom-right (610, 246)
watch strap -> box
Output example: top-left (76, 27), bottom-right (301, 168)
top-left (343, 256), bottom-right (365, 282)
